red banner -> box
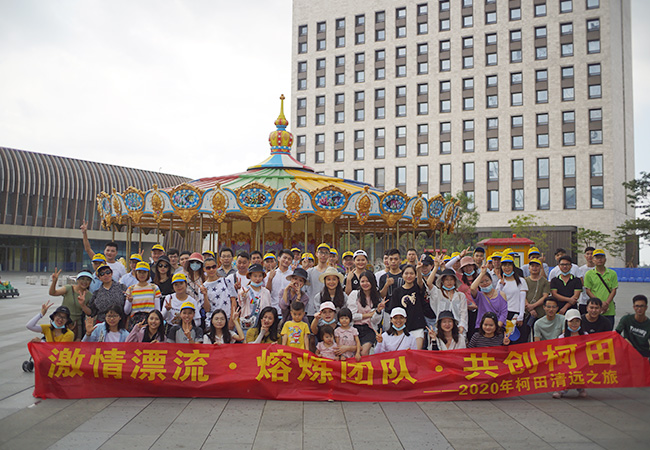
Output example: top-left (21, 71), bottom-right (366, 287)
top-left (29, 332), bottom-right (650, 401)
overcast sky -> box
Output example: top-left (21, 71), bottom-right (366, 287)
top-left (1, 0), bottom-right (649, 259)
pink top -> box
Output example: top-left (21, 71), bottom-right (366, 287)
top-left (317, 341), bottom-right (339, 360)
top-left (334, 326), bottom-right (359, 358)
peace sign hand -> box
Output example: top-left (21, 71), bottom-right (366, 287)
top-left (375, 330), bottom-right (383, 343)
top-left (51, 268), bottom-right (62, 281)
top-left (41, 301), bottom-right (54, 316)
top-left (164, 297), bottom-right (172, 310)
top-left (503, 332), bottom-right (511, 346)
top-left (85, 316), bottom-right (97, 336)
top-left (376, 298), bottom-right (388, 313)
top-left (426, 325), bottom-right (437, 340)
top-left (136, 319), bottom-right (147, 329)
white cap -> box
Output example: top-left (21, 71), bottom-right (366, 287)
top-left (565, 309), bottom-right (581, 322)
top-left (319, 301), bottom-right (336, 312)
top-left (353, 249), bottom-right (368, 259)
top-left (390, 307), bottom-right (407, 318)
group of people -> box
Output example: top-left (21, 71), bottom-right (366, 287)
top-left (27, 231), bottom-right (650, 397)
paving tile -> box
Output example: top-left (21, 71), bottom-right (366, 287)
top-left (303, 427), bottom-right (353, 449)
top-left (252, 430), bottom-right (302, 450)
top-left (98, 433), bottom-right (160, 450)
top-left (303, 402), bottom-right (348, 429)
top-left (341, 402), bottom-right (400, 443)
top-left (257, 400), bottom-right (302, 431)
top-left (380, 402), bottom-right (451, 450)
top-left (47, 431), bottom-right (114, 450)
top-left (446, 437), bottom-right (504, 450)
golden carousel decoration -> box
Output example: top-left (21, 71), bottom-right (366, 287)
top-left (96, 96), bottom-right (462, 260)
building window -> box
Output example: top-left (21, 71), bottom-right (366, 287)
top-left (375, 146), bottom-right (385, 159)
top-left (440, 164), bottom-right (451, 184)
top-left (316, 76), bottom-right (325, 88)
top-left (588, 63), bottom-right (601, 76)
top-left (487, 118), bottom-right (498, 130)
top-left (486, 10), bottom-right (497, 24)
top-left (563, 132), bottom-right (575, 146)
top-left (561, 43), bottom-right (573, 57)
top-left (396, 26), bottom-right (406, 38)
top-left (355, 32), bottom-right (365, 45)
top-left (396, 65), bottom-right (407, 77)
top-left (315, 134), bottom-right (325, 145)
top-left (336, 36), bottom-right (345, 48)
top-left (375, 168), bottom-right (385, 188)
top-left (315, 113), bottom-right (325, 125)
top-left (590, 130), bottom-right (603, 145)
top-left (396, 167), bottom-right (406, 187)
top-left (440, 100), bottom-right (451, 113)
top-left (536, 26), bottom-right (547, 38)
top-left (590, 108), bottom-right (602, 122)
top-left (562, 87), bottom-right (575, 101)
top-left (440, 122), bottom-right (451, 133)
top-left (536, 90), bottom-right (548, 104)
top-left (418, 124), bottom-right (428, 135)
top-left (512, 136), bottom-right (523, 149)
top-left (298, 42), bottom-right (307, 54)
top-left (463, 97), bottom-right (474, 110)
top-left (512, 159), bottom-right (524, 180)
top-left (486, 53), bottom-right (497, 66)
top-left (396, 126), bottom-right (406, 138)
top-left (418, 165), bottom-right (429, 185)
top-left (354, 169), bottom-right (364, 182)
top-left (511, 93), bottom-right (523, 106)
top-left (538, 158), bottom-right (549, 179)
top-left (563, 111), bottom-right (575, 124)
top-left (298, 79), bottom-right (307, 90)
top-left (334, 170), bottom-right (344, 178)
top-left (376, 11), bottom-right (385, 22)
top-left (298, 62), bottom-right (307, 73)
top-left (591, 186), bottom-right (604, 208)
top-left (440, 59), bottom-right (450, 71)
top-left (590, 155), bottom-right (603, 177)
top-left (440, 141), bottom-right (451, 154)
top-left (587, 0), bottom-right (600, 9)
top-left (510, 50), bottom-right (522, 63)
top-left (418, 22), bottom-right (428, 34)
top-left (510, 7), bottom-right (521, 20)
top-left (418, 102), bottom-right (428, 115)
top-left (588, 39), bottom-right (601, 54)
top-left (298, 25), bottom-right (308, 36)
top-left (464, 162), bottom-right (474, 183)
top-left (335, 111), bottom-right (345, 123)
top-left (560, 0), bottom-right (573, 13)
top-left (418, 62), bottom-right (429, 74)
top-left (335, 132), bottom-right (344, 143)
top-left (463, 36), bottom-right (474, 48)
top-left (297, 135), bottom-right (306, 147)
top-left (297, 153), bottom-right (306, 163)
top-left (536, 47), bottom-right (547, 60)
top-left (535, 3), bottom-right (547, 16)
top-left (512, 189), bottom-right (524, 211)
top-left (538, 188), bottom-right (550, 210)
top-left (487, 137), bottom-right (499, 151)
top-left (537, 113), bottom-right (549, 125)
top-left (317, 39), bottom-right (326, 51)
top-left (396, 144), bottom-right (406, 158)
top-left (488, 161), bottom-right (499, 181)
top-left (511, 72), bottom-right (522, 85)
top-left (440, 19), bottom-right (450, 31)
top-left (463, 15), bottom-right (473, 28)
top-left (564, 187), bottom-right (576, 209)
top-left (297, 115), bottom-right (306, 127)
top-left (376, 29), bottom-right (386, 41)
top-left (564, 156), bottom-right (576, 178)
top-left (355, 70), bottom-right (365, 83)
top-left (463, 56), bottom-right (474, 69)
top-left (315, 151), bottom-right (325, 163)
top-left (512, 115), bottom-right (523, 128)
top-left (375, 68), bottom-right (385, 80)
top-left (488, 190), bottom-right (499, 211)
top-left (354, 109), bottom-right (365, 121)
top-left (355, 130), bottom-right (364, 141)
top-left (465, 191), bottom-right (475, 210)
top-left (589, 85), bottom-right (602, 99)
top-left (335, 149), bottom-right (344, 162)
top-left (463, 119), bottom-right (474, 131)
top-left (418, 143), bottom-right (429, 156)
top-left (537, 134), bottom-right (549, 148)
top-left (335, 74), bottom-right (345, 85)
top-left (396, 104), bottom-right (406, 117)
top-left (418, 43), bottom-right (429, 55)
top-left (463, 139), bottom-right (474, 153)
top-left (375, 107), bottom-right (385, 119)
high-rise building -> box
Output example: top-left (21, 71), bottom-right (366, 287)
top-left (291, 0), bottom-right (635, 265)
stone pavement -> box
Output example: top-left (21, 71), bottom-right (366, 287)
top-left (0, 272), bottom-right (649, 450)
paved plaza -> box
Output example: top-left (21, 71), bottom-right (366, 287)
top-left (0, 273), bottom-right (649, 450)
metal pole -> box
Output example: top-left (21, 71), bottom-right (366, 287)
top-left (347, 217), bottom-right (351, 250)
top-left (261, 218), bottom-right (265, 254)
top-left (200, 214), bottom-right (204, 253)
top-left (138, 226), bottom-right (142, 253)
top-left (396, 222), bottom-right (400, 253)
top-left (304, 215), bottom-right (308, 252)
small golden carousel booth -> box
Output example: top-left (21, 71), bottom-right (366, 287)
top-left (96, 96), bottom-right (461, 263)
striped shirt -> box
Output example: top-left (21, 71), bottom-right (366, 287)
top-left (125, 283), bottom-right (161, 316)
top-left (467, 333), bottom-right (506, 348)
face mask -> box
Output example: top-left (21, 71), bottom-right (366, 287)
top-left (561, 270), bottom-right (571, 276)
top-left (502, 271), bottom-right (514, 277)
top-left (442, 285), bottom-right (455, 291)
top-left (190, 262), bottom-right (202, 272)
top-left (393, 324), bottom-right (406, 331)
top-left (249, 281), bottom-right (264, 288)
top-left (51, 320), bottom-right (66, 329)
top-left (568, 325), bottom-right (581, 333)
top-left (480, 285), bottom-right (493, 293)
top-left (322, 318), bottom-right (337, 325)
top-left (463, 270), bottom-right (475, 277)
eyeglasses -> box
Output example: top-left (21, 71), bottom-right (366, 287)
top-left (105, 314), bottom-right (120, 319)
top-left (157, 264), bottom-right (170, 269)
top-left (634, 304), bottom-right (647, 308)
top-left (205, 265), bottom-right (217, 270)
top-left (98, 270), bottom-right (112, 276)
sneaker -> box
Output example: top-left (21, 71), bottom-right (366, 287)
top-left (552, 391), bottom-right (562, 399)
top-left (577, 389), bottom-right (587, 398)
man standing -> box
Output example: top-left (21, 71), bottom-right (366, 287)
top-left (472, 247), bottom-right (485, 268)
top-left (550, 256), bottom-right (583, 315)
top-left (250, 250), bottom-right (263, 266)
top-left (379, 248), bottom-right (403, 300)
top-left (577, 247), bottom-right (596, 314)
top-left (119, 254), bottom-right (143, 288)
top-left (522, 247), bottom-right (549, 277)
top-left (616, 295), bottom-right (650, 358)
top-left (524, 258), bottom-right (551, 335)
top-left (80, 220), bottom-right (126, 283)
top-left (229, 251), bottom-right (251, 290)
top-left (150, 244), bottom-right (165, 266)
top-left (548, 248), bottom-right (579, 280)
top-left (217, 247), bottom-right (236, 278)
top-left (584, 249), bottom-right (618, 327)
top-left (400, 248), bottom-right (419, 270)
top-left (167, 248), bottom-right (180, 273)
top-left (341, 251), bottom-right (355, 272)
top-left (263, 253), bottom-right (277, 272)
top-left (375, 251), bottom-right (389, 285)
top-left (328, 248), bottom-right (344, 273)
top-left (178, 251), bottom-right (191, 273)
top-left (307, 244), bottom-right (331, 318)
top-left (533, 297), bottom-right (565, 341)
top-left (266, 249), bottom-right (293, 315)
top-left (581, 297), bottom-right (613, 334)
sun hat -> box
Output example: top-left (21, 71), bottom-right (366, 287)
top-left (390, 307), bottom-right (407, 318)
top-left (318, 266), bottom-right (344, 284)
top-left (188, 252), bottom-right (204, 263)
top-left (436, 310), bottom-right (457, 324)
top-left (76, 271), bottom-right (93, 280)
top-left (436, 268), bottom-right (460, 289)
top-left (459, 256), bottom-right (476, 270)
top-left (49, 306), bottom-right (72, 325)
top-left (246, 263), bottom-right (265, 277)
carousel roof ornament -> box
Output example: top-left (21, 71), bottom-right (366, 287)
top-left (96, 95), bottom-right (462, 238)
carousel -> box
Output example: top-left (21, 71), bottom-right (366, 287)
top-left (96, 96), bottom-right (461, 261)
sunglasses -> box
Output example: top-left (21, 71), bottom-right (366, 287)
top-left (205, 265), bottom-right (217, 270)
top-left (157, 264), bottom-right (170, 269)
top-left (98, 270), bottom-right (112, 276)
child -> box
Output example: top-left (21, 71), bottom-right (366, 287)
top-left (281, 301), bottom-right (310, 350)
top-left (280, 267), bottom-right (309, 323)
top-left (203, 308), bottom-right (245, 344)
top-left (238, 264), bottom-right (272, 333)
top-left (166, 302), bottom-right (203, 343)
top-left (554, 309), bottom-right (588, 398)
top-left (334, 307), bottom-right (361, 361)
top-left (124, 262), bottom-right (161, 328)
top-left (246, 306), bottom-right (281, 343)
top-left (427, 310), bottom-right (466, 350)
top-left (316, 325), bottom-right (339, 360)
top-left (83, 305), bottom-right (129, 342)
top-left (26, 302), bottom-right (75, 343)
top-left (126, 310), bottom-right (166, 343)
top-left (468, 312), bottom-right (511, 348)
top-left (311, 301), bottom-right (338, 336)
top-left (162, 273), bottom-right (202, 327)
top-left (374, 307), bottom-right (418, 353)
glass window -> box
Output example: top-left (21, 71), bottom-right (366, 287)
top-left (298, 42), bottom-right (307, 54)
top-left (563, 132), bottom-right (575, 146)
top-left (511, 72), bottom-right (523, 84)
top-left (297, 98), bottom-right (307, 109)
top-left (376, 11), bottom-right (385, 22)
top-left (464, 119), bottom-right (474, 131)
top-left (488, 161), bottom-right (499, 181)
top-left (355, 109), bottom-right (365, 121)
top-left (590, 155), bottom-right (603, 177)
top-left (463, 56), bottom-right (474, 68)
top-left (355, 14), bottom-right (365, 26)
top-left (486, 75), bottom-right (498, 87)
top-left (298, 61), bottom-right (307, 73)
top-left (375, 146), bottom-right (385, 159)
top-left (487, 137), bottom-right (499, 151)
top-left (355, 91), bottom-right (365, 102)
top-left (512, 135), bottom-right (523, 149)
top-left (396, 126), bottom-right (406, 138)
top-left (464, 162), bottom-right (475, 182)
top-left (396, 105), bottom-right (406, 117)
top-left (588, 63), bottom-right (601, 76)
top-left (486, 53), bottom-right (497, 66)
top-left (591, 186), bottom-right (604, 208)
top-left (355, 130), bottom-right (364, 141)
top-left (463, 36), bottom-right (474, 48)
top-left (396, 7), bottom-right (406, 19)
top-left (418, 22), bottom-right (428, 34)
top-left (355, 148), bottom-right (364, 161)
top-left (418, 62), bottom-right (429, 74)
top-left (562, 66), bottom-right (574, 78)
top-left (315, 134), bottom-right (325, 145)
top-left (510, 30), bottom-right (522, 42)
top-left (440, 164), bottom-right (451, 184)
top-left (315, 113), bottom-right (325, 125)
top-left (335, 111), bottom-right (344, 123)
top-left (562, 87), bottom-right (575, 101)
top-left (511, 92), bottom-right (523, 106)
top-left (487, 118), bottom-right (498, 129)
top-left (587, 19), bottom-right (600, 31)
top-left (561, 43), bottom-right (573, 56)
top-left (510, 7), bottom-right (521, 20)
top-left (488, 190), bottom-right (499, 211)
top-left (315, 151), bottom-right (325, 163)
top-left (440, 122), bottom-right (451, 133)
top-left (487, 95), bottom-right (498, 108)
top-left (316, 76), bottom-right (326, 88)
top-left (486, 33), bottom-right (497, 45)
top-left (563, 111), bottom-right (575, 123)
top-left (535, 26), bottom-right (547, 38)
top-left (375, 88), bottom-right (385, 100)
top-left (587, 0), bottom-right (600, 9)
top-left (418, 124), bottom-right (429, 135)
top-left (589, 84), bottom-right (602, 98)
top-left (440, 19), bottom-right (450, 31)
top-left (590, 130), bottom-right (603, 144)
top-left (375, 128), bottom-right (385, 139)
top-left (538, 188), bottom-right (550, 210)
top-left (535, 4), bottom-right (547, 16)
top-left (537, 90), bottom-right (548, 103)
top-left (375, 168), bottom-right (385, 188)
top-left (354, 169), bottom-right (364, 182)
top-left (336, 36), bottom-right (345, 48)
top-left (510, 50), bottom-right (522, 63)
top-left (464, 139), bottom-right (474, 152)
top-left (486, 12), bottom-right (496, 24)
top-left (560, 0), bottom-right (573, 13)
top-left (298, 79), bottom-right (307, 90)
top-left (440, 40), bottom-right (451, 51)
top-left (537, 113), bottom-right (549, 125)
top-left (335, 132), bottom-right (344, 142)
top-left (538, 158), bottom-right (549, 179)
top-left (396, 167), bottom-right (406, 186)
top-left (418, 43), bottom-right (428, 55)
top-left (335, 149), bottom-right (344, 162)
top-left (375, 107), bottom-right (385, 119)
top-left (564, 187), bottom-right (576, 209)
top-left (297, 115), bottom-right (306, 127)
top-left (317, 39), bottom-right (326, 51)
top-left (418, 102), bottom-right (429, 115)
top-left (376, 29), bottom-right (386, 41)
top-left (298, 25), bottom-right (308, 36)
top-left (463, 15), bottom-right (473, 28)
top-left (440, 141), bottom-right (451, 154)
top-left (316, 96), bottom-right (325, 107)
top-left (418, 4), bottom-right (428, 15)
top-left (536, 69), bottom-right (548, 82)
top-left (537, 133), bottom-right (549, 148)
top-left (418, 165), bottom-right (429, 185)
top-left (463, 98), bottom-right (474, 110)
top-left (355, 70), bottom-right (365, 83)
top-left (564, 156), bottom-right (576, 178)
top-left (396, 26), bottom-right (406, 38)
top-left (418, 142), bottom-right (429, 156)
top-left (465, 191), bottom-right (475, 211)
top-left (561, 23), bottom-right (573, 35)
top-left (375, 68), bottom-right (385, 80)
top-left (440, 59), bottom-right (450, 71)
top-left (418, 83), bottom-right (429, 95)
top-left (396, 65), bottom-right (406, 77)
top-left (511, 116), bottom-right (523, 128)
top-left (512, 189), bottom-right (524, 211)
top-left (297, 135), bottom-right (306, 146)
top-left (536, 47), bottom-right (547, 60)
top-left (589, 108), bottom-right (602, 121)
top-left (440, 100), bottom-right (451, 113)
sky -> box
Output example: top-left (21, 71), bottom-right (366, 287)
top-left (1, 0), bottom-right (650, 259)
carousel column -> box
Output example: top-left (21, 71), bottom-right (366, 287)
top-left (303, 216), bottom-right (308, 252)
top-left (199, 214), bottom-right (204, 253)
top-left (261, 218), bottom-right (265, 253)
top-left (225, 221), bottom-right (233, 251)
top-left (315, 220), bottom-right (322, 246)
top-left (251, 221), bottom-right (258, 253)
top-left (283, 220), bottom-right (292, 249)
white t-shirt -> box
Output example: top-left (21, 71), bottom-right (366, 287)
top-left (578, 264), bottom-right (596, 305)
top-left (162, 294), bottom-right (201, 326)
top-left (547, 263), bottom-right (580, 281)
top-left (307, 266), bottom-right (329, 316)
top-left (228, 272), bottom-right (250, 290)
top-left (265, 267), bottom-right (293, 314)
top-left (497, 278), bottom-right (528, 316)
top-left (107, 261), bottom-right (127, 283)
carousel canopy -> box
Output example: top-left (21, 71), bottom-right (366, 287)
top-left (96, 96), bottom-right (461, 235)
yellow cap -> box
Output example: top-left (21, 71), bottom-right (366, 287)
top-left (152, 244), bottom-right (165, 252)
top-left (172, 273), bottom-right (187, 284)
top-left (317, 243), bottom-right (331, 251)
top-left (302, 253), bottom-right (314, 260)
top-left (451, 252), bottom-right (460, 258)
top-left (263, 253), bottom-right (276, 260)
top-left (491, 252), bottom-right (503, 260)
top-left (500, 255), bottom-right (515, 264)
top-left (291, 247), bottom-right (301, 253)
top-left (529, 258), bottom-right (542, 266)
top-left (92, 253), bottom-right (106, 262)
top-left (593, 248), bottom-right (606, 257)
top-left (329, 248), bottom-right (338, 255)
top-left (129, 253), bottom-right (143, 261)
top-left (180, 301), bottom-right (195, 311)
top-left (202, 250), bottom-right (215, 258)
top-left (528, 247), bottom-right (541, 255)
top-left (342, 251), bottom-right (354, 258)
top-left (135, 261), bottom-right (150, 271)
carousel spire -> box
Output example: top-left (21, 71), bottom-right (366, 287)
top-left (268, 94), bottom-right (293, 153)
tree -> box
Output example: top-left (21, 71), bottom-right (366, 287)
top-left (573, 227), bottom-right (611, 253)
top-left (507, 214), bottom-right (550, 256)
top-left (440, 192), bottom-right (479, 251)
